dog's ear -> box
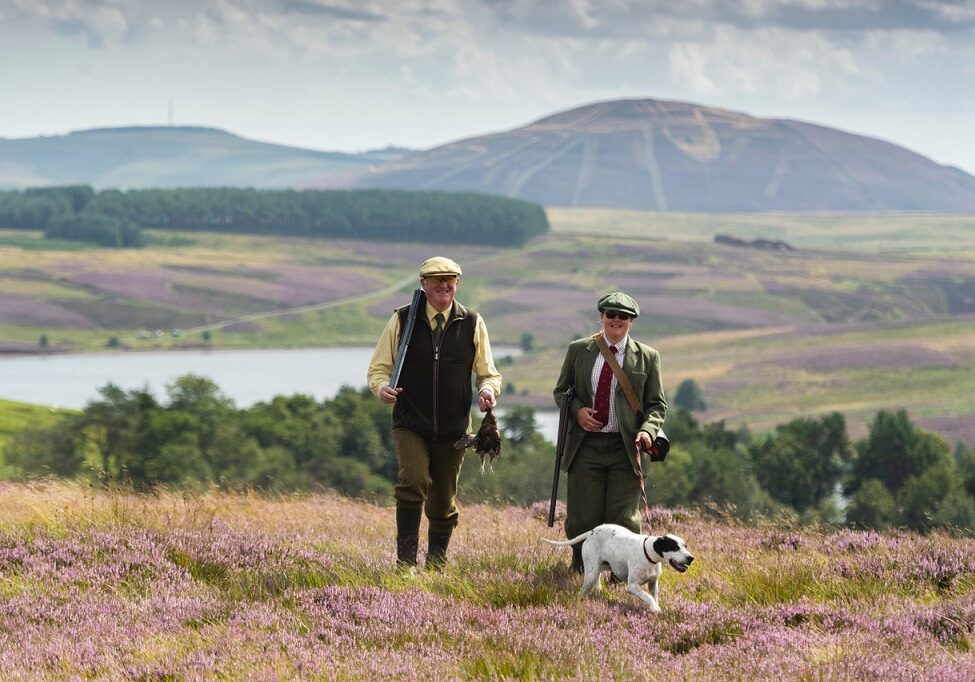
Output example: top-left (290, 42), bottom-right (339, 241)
top-left (653, 535), bottom-right (680, 556)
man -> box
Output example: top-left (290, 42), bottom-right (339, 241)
top-left (553, 292), bottom-right (667, 572)
top-left (368, 256), bottom-right (502, 569)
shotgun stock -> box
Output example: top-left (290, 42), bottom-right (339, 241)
top-left (548, 385), bottom-right (575, 527)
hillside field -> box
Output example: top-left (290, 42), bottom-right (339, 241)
top-left (1, 482), bottom-right (974, 680)
top-left (1, 209), bottom-right (975, 444)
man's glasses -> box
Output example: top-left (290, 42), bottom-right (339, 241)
top-left (603, 310), bottom-right (632, 320)
top-left (424, 275), bottom-right (458, 284)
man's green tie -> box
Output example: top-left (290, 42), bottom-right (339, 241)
top-left (433, 313), bottom-right (445, 347)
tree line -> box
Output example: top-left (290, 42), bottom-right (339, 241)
top-left (0, 185), bottom-right (549, 247)
top-left (4, 374), bottom-right (974, 533)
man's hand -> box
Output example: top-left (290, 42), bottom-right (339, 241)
top-left (379, 384), bottom-right (403, 404)
top-left (577, 406), bottom-right (605, 431)
top-left (478, 389), bottom-right (496, 412)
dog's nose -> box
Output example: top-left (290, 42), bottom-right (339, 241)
top-left (686, 555), bottom-right (695, 564)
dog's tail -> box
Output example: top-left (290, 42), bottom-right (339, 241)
top-left (542, 532), bottom-right (589, 547)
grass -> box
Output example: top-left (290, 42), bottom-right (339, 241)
top-left (547, 208), bottom-right (975, 253)
top-left (4, 213), bottom-right (975, 447)
top-left (0, 399), bottom-right (64, 460)
top-left (0, 232), bottom-right (94, 251)
top-left (2, 482), bottom-right (975, 679)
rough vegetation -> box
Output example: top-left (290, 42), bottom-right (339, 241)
top-left (5, 376), bottom-right (975, 535)
top-left (2, 481), bottom-right (975, 680)
top-left (2, 209), bottom-right (975, 446)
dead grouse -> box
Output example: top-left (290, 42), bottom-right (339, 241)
top-left (454, 407), bottom-right (502, 473)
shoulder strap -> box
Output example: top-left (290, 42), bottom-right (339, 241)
top-left (592, 334), bottom-right (643, 419)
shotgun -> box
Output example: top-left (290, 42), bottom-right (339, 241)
top-left (548, 385), bottom-right (575, 527)
top-left (390, 288), bottom-right (425, 390)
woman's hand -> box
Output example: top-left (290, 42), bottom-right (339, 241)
top-left (635, 430), bottom-right (654, 454)
top-left (577, 406), bottom-right (605, 431)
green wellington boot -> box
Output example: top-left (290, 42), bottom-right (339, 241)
top-left (396, 507), bottom-right (422, 568)
top-left (426, 530), bottom-right (453, 571)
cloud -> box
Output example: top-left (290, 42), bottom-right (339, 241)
top-left (474, 0), bottom-right (975, 38)
top-left (669, 25), bottom-right (861, 99)
top-left (8, 0), bottom-right (131, 47)
top-left (282, 1), bottom-right (385, 22)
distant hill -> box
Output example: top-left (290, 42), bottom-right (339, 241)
top-left (0, 126), bottom-right (406, 190)
top-left (354, 98), bottom-right (975, 212)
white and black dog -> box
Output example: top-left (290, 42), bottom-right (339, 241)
top-left (545, 524), bottom-right (694, 612)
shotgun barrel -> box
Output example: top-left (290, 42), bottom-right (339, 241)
top-left (548, 385), bottom-right (575, 527)
top-left (390, 288), bottom-right (425, 390)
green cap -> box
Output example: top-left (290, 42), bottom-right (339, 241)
top-left (597, 292), bottom-right (640, 318)
top-left (418, 256), bottom-right (463, 278)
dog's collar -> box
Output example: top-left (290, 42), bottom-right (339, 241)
top-left (643, 538), bottom-right (659, 564)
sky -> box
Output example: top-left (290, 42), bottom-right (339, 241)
top-left (2, 0), bottom-right (975, 174)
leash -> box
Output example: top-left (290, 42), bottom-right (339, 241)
top-left (636, 443), bottom-right (655, 534)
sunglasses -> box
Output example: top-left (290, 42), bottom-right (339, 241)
top-left (603, 310), bottom-right (633, 321)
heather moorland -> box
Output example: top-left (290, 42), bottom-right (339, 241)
top-left (2, 210), bottom-right (975, 445)
top-left (2, 481), bottom-right (975, 680)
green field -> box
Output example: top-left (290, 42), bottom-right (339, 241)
top-left (548, 208), bottom-right (975, 253)
top-left (0, 399), bottom-right (65, 475)
top-left (2, 209), bottom-right (975, 445)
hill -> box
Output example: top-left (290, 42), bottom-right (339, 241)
top-left (2, 482), bottom-right (974, 679)
top-left (3, 212), bottom-right (975, 446)
top-left (0, 126), bottom-right (405, 189)
top-left (355, 98), bottom-right (975, 211)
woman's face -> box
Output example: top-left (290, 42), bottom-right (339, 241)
top-left (600, 309), bottom-right (633, 344)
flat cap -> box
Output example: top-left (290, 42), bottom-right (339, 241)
top-left (418, 256), bottom-right (463, 278)
top-left (597, 291), bottom-right (640, 318)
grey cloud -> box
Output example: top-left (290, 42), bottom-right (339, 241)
top-left (476, 0), bottom-right (975, 39)
top-left (25, 0), bottom-right (134, 48)
top-left (49, 16), bottom-right (105, 48)
top-left (712, 0), bottom-right (975, 33)
top-left (282, 1), bottom-right (386, 22)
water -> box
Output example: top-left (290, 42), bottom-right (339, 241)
top-left (0, 346), bottom-right (560, 441)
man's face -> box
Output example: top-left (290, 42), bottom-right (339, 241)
top-left (421, 275), bottom-right (459, 312)
top-left (600, 309), bottom-right (633, 343)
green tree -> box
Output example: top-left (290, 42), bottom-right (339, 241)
top-left (4, 420), bottom-right (84, 478)
top-left (128, 409), bottom-right (206, 488)
top-left (499, 405), bottom-right (539, 446)
top-left (660, 407), bottom-right (700, 445)
top-left (955, 443), bottom-right (975, 498)
top-left (143, 430), bottom-right (211, 488)
top-left (646, 446), bottom-right (696, 508)
top-left (898, 461), bottom-right (972, 531)
top-left (749, 413), bottom-right (850, 512)
top-left (673, 379), bottom-right (707, 411)
top-left (845, 479), bottom-right (898, 529)
top-left (165, 374), bottom-right (234, 453)
top-left (80, 383), bottom-right (157, 482)
top-left (680, 441), bottom-right (775, 519)
top-left (241, 394), bottom-right (341, 483)
top-left (932, 488), bottom-right (975, 530)
top-left (849, 410), bottom-right (951, 495)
